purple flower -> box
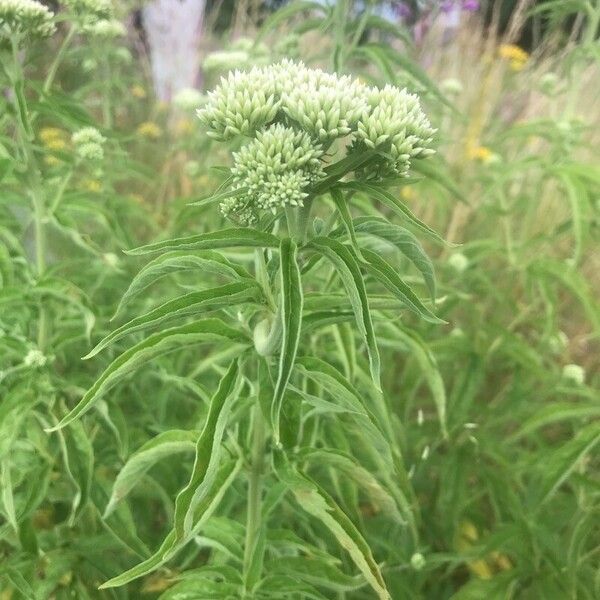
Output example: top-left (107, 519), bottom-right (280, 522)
top-left (394, 2), bottom-right (413, 20)
top-left (462, 0), bottom-right (480, 11)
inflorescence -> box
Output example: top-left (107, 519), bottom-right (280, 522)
top-left (0, 0), bottom-right (56, 43)
top-left (197, 60), bottom-right (436, 225)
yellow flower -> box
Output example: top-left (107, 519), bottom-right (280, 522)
top-left (137, 121), bottom-right (162, 139)
top-left (498, 44), bottom-right (529, 62)
top-left (499, 44), bottom-right (528, 70)
top-left (83, 179), bottom-right (102, 192)
top-left (39, 127), bottom-right (65, 143)
top-left (46, 138), bottom-right (67, 151)
top-left (131, 84), bottom-right (147, 99)
top-left (174, 118), bottom-right (194, 136)
top-left (44, 156), bottom-right (61, 167)
top-left (401, 186), bottom-right (415, 200)
top-left (467, 145), bottom-right (492, 162)
top-left (456, 521), bottom-right (494, 579)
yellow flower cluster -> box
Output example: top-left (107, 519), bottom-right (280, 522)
top-left (498, 44), bottom-right (529, 71)
top-left (468, 145), bottom-right (492, 162)
top-left (40, 127), bottom-right (67, 150)
top-left (136, 121), bottom-right (162, 139)
top-left (456, 521), bottom-right (512, 580)
top-left (131, 84), bottom-right (146, 99)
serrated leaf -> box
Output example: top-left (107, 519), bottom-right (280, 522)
top-left (126, 228), bottom-right (280, 256)
top-left (104, 430), bottom-right (198, 518)
top-left (113, 250), bottom-right (252, 319)
top-left (307, 237), bottom-right (380, 389)
top-left (174, 360), bottom-right (239, 541)
top-left (100, 458), bottom-right (242, 588)
top-left (352, 216), bottom-right (436, 299)
top-left (47, 320), bottom-right (250, 431)
top-left (362, 249), bottom-right (443, 324)
top-left (86, 282), bottom-right (261, 358)
top-left (271, 238), bottom-right (303, 445)
top-left (274, 452), bottom-right (391, 600)
top-left (380, 322), bottom-right (447, 437)
top-left (343, 181), bottom-right (447, 245)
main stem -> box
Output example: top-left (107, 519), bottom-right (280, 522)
top-left (243, 403), bottom-right (266, 595)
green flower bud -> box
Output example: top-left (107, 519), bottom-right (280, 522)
top-left (173, 87), bottom-right (204, 111)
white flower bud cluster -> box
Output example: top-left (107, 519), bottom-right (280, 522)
top-left (83, 17), bottom-right (125, 38)
top-left (353, 85), bottom-right (436, 177)
top-left (197, 67), bottom-right (280, 141)
top-left (173, 87), bottom-right (204, 111)
top-left (61, 0), bottom-right (113, 22)
top-left (72, 126), bottom-right (106, 161)
top-left (0, 0), bottom-right (56, 42)
top-left (200, 60), bottom-right (434, 224)
top-left (223, 124), bottom-right (325, 225)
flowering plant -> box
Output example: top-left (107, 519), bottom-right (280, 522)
top-left (50, 60), bottom-right (444, 598)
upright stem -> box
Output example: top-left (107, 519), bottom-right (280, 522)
top-left (243, 403), bottom-right (266, 595)
top-left (43, 25), bottom-right (75, 95)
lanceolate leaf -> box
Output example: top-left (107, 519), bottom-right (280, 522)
top-left (331, 189), bottom-right (362, 259)
top-left (47, 320), bottom-right (250, 431)
top-left (174, 360), bottom-right (239, 541)
top-left (274, 452), bottom-right (391, 600)
top-left (271, 238), bottom-right (303, 445)
top-left (307, 237), bottom-right (381, 390)
top-left (380, 322), bottom-right (447, 437)
top-left (100, 458), bottom-right (242, 588)
top-left (343, 181), bottom-right (447, 244)
top-left (104, 430), bottom-right (198, 518)
top-left (86, 282), bottom-right (262, 358)
top-left (361, 249), bottom-right (443, 324)
top-left (352, 216), bottom-right (436, 299)
top-left (126, 228), bottom-right (280, 256)
top-left (113, 250), bottom-right (252, 319)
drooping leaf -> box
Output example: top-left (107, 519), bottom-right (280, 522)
top-left (362, 249), bottom-right (443, 324)
top-left (307, 237), bottom-right (381, 389)
top-left (126, 228), bottom-right (280, 256)
top-left (47, 320), bottom-right (250, 431)
top-left (104, 430), bottom-right (198, 518)
top-left (343, 181), bottom-right (448, 244)
top-left (100, 458), bottom-right (242, 588)
top-left (86, 282), bottom-right (262, 358)
top-left (352, 216), bottom-right (436, 299)
top-left (113, 250), bottom-right (252, 319)
top-left (174, 360), bottom-right (239, 541)
top-left (274, 452), bottom-right (391, 600)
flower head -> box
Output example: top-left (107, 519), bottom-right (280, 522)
top-left (197, 67), bottom-right (280, 141)
top-left (499, 44), bottom-right (529, 71)
top-left (83, 17), bottom-right (125, 38)
top-left (224, 124), bottom-right (324, 223)
top-left (281, 67), bottom-right (369, 142)
top-left (173, 87), bottom-right (204, 111)
top-left (72, 126), bottom-right (106, 161)
top-left (137, 121), bottom-right (162, 139)
top-left (353, 84), bottom-right (436, 177)
top-left (0, 0), bottom-right (55, 43)
top-left (61, 0), bottom-right (113, 21)
top-left (562, 364), bottom-right (585, 385)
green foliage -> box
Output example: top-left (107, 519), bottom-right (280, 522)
top-left (0, 1), bottom-right (598, 599)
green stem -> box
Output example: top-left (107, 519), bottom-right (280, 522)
top-left (101, 54), bottom-right (113, 129)
top-left (243, 404), bottom-right (266, 595)
top-left (43, 25), bottom-right (75, 95)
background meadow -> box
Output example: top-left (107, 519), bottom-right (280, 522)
top-left (1, 0), bottom-right (598, 598)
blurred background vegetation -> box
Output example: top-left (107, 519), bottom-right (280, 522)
top-left (1, 0), bottom-right (598, 598)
